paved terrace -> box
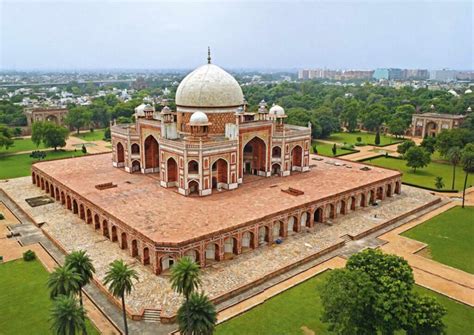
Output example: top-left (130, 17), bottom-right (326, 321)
top-left (1, 178), bottom-right (436, 317)
top-left (32, 153), bottom-right (400, 245)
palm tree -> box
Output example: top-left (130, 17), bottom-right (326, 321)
top-left (103, 260), bottom-right (138, 335)
top-left (48, 264), bottom-right (81, 299)
top-left (170, 257), bottom-right (201, 301)
top-left (447, 146), bottom-right (461, 190)
top-left (434, 176), bottom-right (444, 190)
top-left (65, 250), bottom-right (95, 308)
top-left (50, 294), bottom-right (86, 335)
top-left (460, 144), bottom-right (474, 208)
top-left (177, 292), bottom-right (217, 335)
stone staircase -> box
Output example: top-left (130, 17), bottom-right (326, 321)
top-left (143, 309), bottom-right (161, 323)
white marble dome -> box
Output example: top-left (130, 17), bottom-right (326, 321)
top-left (269, 104), bottom-right (285, 116)
top-left (465, 89), bottom-right (472, 94)
top-left (189, 111), bottom-right (209, 125)
top-left (175, 64), bottom-right (244, 108)
top-left (134, 103), bottom-right (146, 117)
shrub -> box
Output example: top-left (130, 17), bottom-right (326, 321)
top-left (81, 144), bottom-right (87, 154)
top-left (356, 136), bottom-right (362, 143)
top-left (0, 213), bottom-right (4, 220)
top-left (23, 250), bottom-right (36, 261)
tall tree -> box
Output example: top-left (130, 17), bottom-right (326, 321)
top-left (320, 269), bottom-right (377, 334)
top-left (31, 121), bottom-right (45, 148)
top-left (177, 292), bottom-right (217, 335)
top-left (387, 118), bottom-right (406, 138)
top-left (447, 146), bottom-right (461, 190)
top-left (405, 146), bottom-right (431, 173)
top-left (420, 136), bottom-right (436, 154)
top-left (65, 250), bottom-right (95, 309)
top-left (48, 265), bottom-right (81, 299)
top-left (0, 124), bottom-right (13, 149)
top-left (405, 294), bottom-right (446, 335)
top-left (460, 143), bottom-right (474, 208)
top-left (340, 100), bottom-right (359, 132)
top-left (65, 107), bottom-right (87, 134)
top-left (170, 257), bottom-right (201, 301)
top-left (103, 260), bottom-right (138, 335)
top-left (50, 295), bottom-right (87, 335)
top-left (43, 123), bottom-right (69, 151)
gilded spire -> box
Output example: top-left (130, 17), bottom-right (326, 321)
top-left (207, 46), bottom-right (211, 64)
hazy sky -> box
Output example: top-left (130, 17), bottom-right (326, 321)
top-left (1, 0), bottom-right (472, 70)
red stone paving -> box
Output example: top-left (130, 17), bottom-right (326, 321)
top-left (33, 153), bottom-right (400, 245)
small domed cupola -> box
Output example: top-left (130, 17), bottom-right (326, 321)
top-left (188, 111), bottom-right (211, 139)
top-left (269, 104), bottom-right (287, 131)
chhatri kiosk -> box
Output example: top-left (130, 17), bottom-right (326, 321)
top-left (110, 53), bottom-right (311, 196)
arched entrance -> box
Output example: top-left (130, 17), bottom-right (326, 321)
top-left (314, 207), bottom-right (324, 223)
top-left (167, 158), bottom-right (178, 184)
top-left (212, 159), bottom-right (228, 189)
top-left (131, 240), bottom-right (138, 258)
top-left (143, 247), bottom-right (150, 265)
top-left (161, 256), bottom-right (175, 272)
top-left (94, 214), bottom-right (100, 230)
top-left (72, 200), bottom-right (78, 214)
top-left (111, 226), bottom-right (118, 242)
top-left (223, 237), bottom-right (238, 258)
top-left (121, 232), bottom-right (128, 249)
top-left (55, 188), bottom-right (60, 201)
top-left (243, 137), bottom-right (267, 177)
top-left (271, 163), bottom-right (281, 176)
top-left (205, 243), bottom-right (220, 262)
top-left (328, 204), bottom-right (336, 219)
top-left (386, 184), bottom-right (392, 197)
top-left (272, 221), bottom-right (284, 240)
top-left (188, 180), bottom-right (199, 196)
top-left (46, 114), bottom-right (58, 124)
top-left (184, 249), bottom-right (200, 264)
top-left (350, 196), bottom-right (356, 211)
top-left (102, 220), bottom-right (109, 239)
top-left (258, 226), bottom-right (270, 245)
top-left (131, 160), bottom-right (141, 173)
top-left (377, 187), bottom-right (384, 200)
top-left (66, 196), bottom-right (72, 210)
top-left (116, 142), bottom-right (124, 165)
top-left (61, 192), bottom-right (66, 205)
top-left (241, 231), bottom-right (255, 251)
top-left (131, 143), bottom-right (140, 155)
top-left (79, 204), bottom-right (85, 220)
top-left (291, 145), bottom-right (303, 170)
top-left (188, 160), bottom-right (199, 174)
top-left (425, 121), bottom-right (438, 137)
top-left (300, 212), bottom-right (309, 228)
top-left (144, 135), bottom-right (159, 171)
top-left (287, 216), bottom-right (298, 234)
top-left (360, 193), bottom-right (366, 207)
top-left (272, 146), bottom-right (281, 158)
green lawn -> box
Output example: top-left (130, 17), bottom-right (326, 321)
top-left (0, 150), bottom-right (85, 179)
top-left (0, 259), bottom-right (99, 335)
top-left (402, 206), bottom-right (474, 274)
top-left (328, 131), bottom-right (403, 146)
top-left (72, 129), bottom-right (106, 141)
top-left (215, 271), bottom-right (474, 335)
top-left (311, 141), bottom-right (357, 157)
top-left (364, 156), bottom-right (473, 191)
top-left (0, 138), bottom-right (45, 154)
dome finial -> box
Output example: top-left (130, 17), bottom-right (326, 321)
top-left (207, 46), bottom-right (211, 64)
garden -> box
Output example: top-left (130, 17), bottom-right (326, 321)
top-left (311, 141), bottom-right (358, 157)
top-left (362, 156), bottom-right (472, 191)
top-left (0, 259), bottom-right (98, 335)
top-left (72, 129), bottom-right (107, 141)
top-left (402, 206), bottom-right (474, 274)
top-left (0, 138), bottom-right (45, 154)
top-left (327, 131), bottom-right (404, 147)
top-left (0, 150), bottom-right (85, 179)
top-left (215, 270), bottom-right (474, 335)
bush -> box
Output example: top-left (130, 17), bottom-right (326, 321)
top-left (0, 213), bottom-right (4, 220)
top-left (356, 137), bottom-right (362, 143)
top-left (23, 250), bottom-right (36, 261)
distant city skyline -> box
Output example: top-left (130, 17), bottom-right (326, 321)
top-left (1, 1), bottom-right (472, 71)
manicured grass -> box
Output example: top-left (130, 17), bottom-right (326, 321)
top-left (73, 129), bottom-right (106, 141)
top-left (0, 150), bottom-right (85, 179)
top-left (414, 285), bottom-right (474, 335)
top-left (311, 141), bottom-right (357, 157)
top-left (328, 131), bottom-right (403, 146)
top-left (0, 138), bottom-right (45, 154)
top-left (364, 156), bottom-right (473, 191)
top-left (402, 206), bottom-right (474, 274)
top-left (0, 259), bottom-right (99, 335)
top-left (215, 270), bottom-right (474, 335)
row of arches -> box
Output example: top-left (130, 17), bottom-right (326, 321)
top-left (31, 170), bottom-right (401, 275)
